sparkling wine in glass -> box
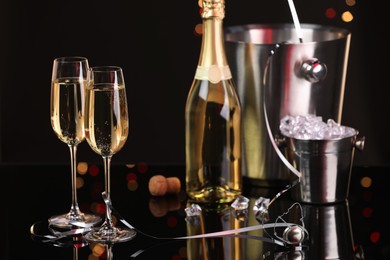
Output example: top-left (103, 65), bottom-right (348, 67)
top-left (50, 56), bottom-right (102, 229)
top-left (83, 66), bottom-right (136, 243)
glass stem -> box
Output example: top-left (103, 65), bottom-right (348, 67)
top-left (68, 144), bottom-right (81, 218)
top-left (103, 155), bottom-right (114, 229)
top-left (73, 246), bottom-right (78, 260)
top-left (106, 244), bottom-right (113, 259)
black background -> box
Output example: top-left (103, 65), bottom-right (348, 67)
top-left (1, 0), bottom-right (389, 167)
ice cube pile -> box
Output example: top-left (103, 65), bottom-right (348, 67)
top-left (280, 115), bottom-right (356, 140)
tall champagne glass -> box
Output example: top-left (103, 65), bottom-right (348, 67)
top-left (83, 66), bottom-right (136, 243)
top-left (49, 57), bottom-right (101, 229)
top-left (50, 56), bottom-right (101, 229)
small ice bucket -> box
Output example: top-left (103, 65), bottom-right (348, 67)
top-left (283, 130), bottom-right (364, 204)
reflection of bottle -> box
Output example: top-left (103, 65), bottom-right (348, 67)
top-left (185, 0), bottom-right (242, 204)
top-left (186, 204), bottom-right (244, 259)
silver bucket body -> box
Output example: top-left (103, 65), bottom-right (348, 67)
top-left (224, 23), bottom-right (351, 186)
top-left (284, 132), bottom-right (359, 204)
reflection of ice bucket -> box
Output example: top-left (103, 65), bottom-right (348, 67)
top-left (302, 201), bottom-right (357, 259)
top-left (224, 23), bottom-right (351, 186)
top-left (282, 201), bottom-right (357, 259)
top-left (283, 131), bottom-right (365, 204)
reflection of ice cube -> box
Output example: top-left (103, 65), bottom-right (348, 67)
top-left (185, 216), bottom-right (201, 226)
top-left (185, 203), bottom-right (202, 217)
top-left (280, 115), bottom-right (356, 140)
top-left (232, 209), bottom-right (248, 222)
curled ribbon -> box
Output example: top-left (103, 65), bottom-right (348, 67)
top-left (31, 190), bottom-right (308, 259)
top-left (103, 192), bottom-right (306, 246)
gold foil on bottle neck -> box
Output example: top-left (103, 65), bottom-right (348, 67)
top-left (201, 0), bottom-right (225, 19)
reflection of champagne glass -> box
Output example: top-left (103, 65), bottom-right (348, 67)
top-left (50, 56), bottom-right (101, 229)
top-left (83, 66), bottom-right (136, 243)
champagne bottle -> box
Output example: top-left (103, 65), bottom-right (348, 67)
top-left (185, 0), bottom-right (242, 204)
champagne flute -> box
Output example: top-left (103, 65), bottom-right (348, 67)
top-left (83, 66), bottom-right (136, 243)
top-left (50, 56), bottom-right (102, 229)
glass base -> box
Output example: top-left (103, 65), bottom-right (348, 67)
top-left (48, 213), bottom-right (102, 230)
top-left (31, 220), bottom-right (89, 248)
top-left (84, 226), bottom-right (137, 244)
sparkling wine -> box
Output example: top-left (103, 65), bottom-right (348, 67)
top-left (85, 84), bottom-right (128, 157)
top-left (185, 0), bottom-right (242, 204)
top-left (50, 78), bottom-right (86, 145)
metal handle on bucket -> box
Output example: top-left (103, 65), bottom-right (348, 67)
top-left (354, 136), bottom-right (365, 151)
top-left (262, 43), bottom-right (302, 180)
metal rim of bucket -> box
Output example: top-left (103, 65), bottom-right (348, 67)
top-left (285, 135), bottom-right (358, 154)
top-left (224, 23), bottom-right (351, 45)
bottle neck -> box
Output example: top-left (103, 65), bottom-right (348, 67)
top-left (195, 2), bottom-right (232, 83)
top-left (198, 18), bottom-right (227, 68)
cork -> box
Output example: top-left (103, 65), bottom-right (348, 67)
top-left (148, 175), bottom-right (181, 196)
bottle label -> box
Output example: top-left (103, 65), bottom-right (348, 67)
top-left (195, 65), bottom-right (232, 84)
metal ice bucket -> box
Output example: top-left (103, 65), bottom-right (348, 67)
top-left (283, 131), bottom-right (365, 204)
top-left (224, 23), bottom-right (351, 186)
